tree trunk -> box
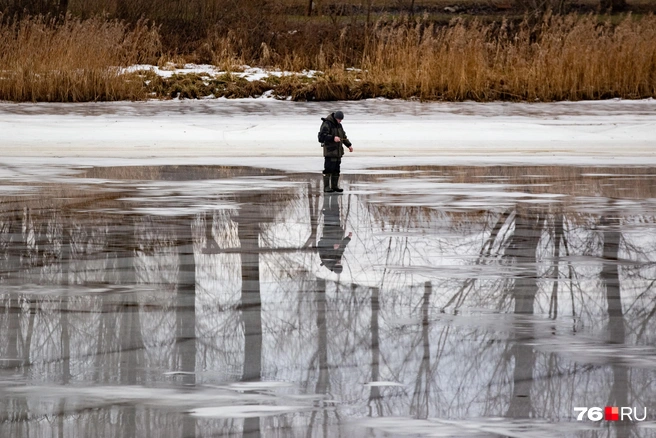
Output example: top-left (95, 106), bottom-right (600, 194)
top-left (366, 0), bottom-right (372, 29)
top-left (516, 0), bottom-right (570, 14)
top-left (116, 0), bottom-right (129, 19)
top-left (59, 0), bottom-right (68, 15)
top-left (601, 0), bottom-right (627, 12)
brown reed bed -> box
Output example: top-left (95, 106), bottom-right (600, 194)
top-left (1, 12), bottom-right (655, 102)
top-left (342, 12), bottom-right (656, 101)
top-left (0, 15), bottom-right (160, 102)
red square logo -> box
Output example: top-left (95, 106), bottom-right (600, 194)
top-left (605, 406), bottom-right (619, 421)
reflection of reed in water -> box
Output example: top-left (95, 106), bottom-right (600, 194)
top-left (77, 165), bottom-right (286, 182)
top-left (355, 165), bottom-right (656, 201)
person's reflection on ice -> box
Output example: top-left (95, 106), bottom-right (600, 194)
top-left (318, 194), bottom-right (351, 273)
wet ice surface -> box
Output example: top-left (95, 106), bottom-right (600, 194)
top-left (1, 163), bottom-right (656, 437)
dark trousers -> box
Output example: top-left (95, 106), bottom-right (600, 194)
top-left (323, 157), bottom-right (341, 175)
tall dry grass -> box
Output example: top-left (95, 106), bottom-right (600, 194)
top-left (1, 11), bottom-right (655, 102)
top-left (203, 12), bottom-right (656, 101)
top-left (360, 13), bottom-right (656, 100)
top-left (0, 15), bottom-right (160, 102)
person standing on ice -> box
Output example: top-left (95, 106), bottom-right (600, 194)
top-left (318, 110), bottom-right (353, 193)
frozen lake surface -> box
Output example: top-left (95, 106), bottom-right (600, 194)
top-left (2, 99), bottom-right (656, 162)
top-left (2, 99), bottom-right (656, 436)
top-left (1, 161), bottom-right (656, 437)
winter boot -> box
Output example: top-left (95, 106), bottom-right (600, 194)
top-left (323, 174), bottom-right (334, 193)
top-left (331, 175), bottom-right (344, 193)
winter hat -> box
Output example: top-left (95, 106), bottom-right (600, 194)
top-left (334, 111), bottom-right (344, 120)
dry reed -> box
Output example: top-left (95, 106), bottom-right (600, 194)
top-left (0, 15), bottom-right (160, 102)
top-left (359, 13), bottom-right (656, 101)
top-left (1, 12), bottom-right (655, 102)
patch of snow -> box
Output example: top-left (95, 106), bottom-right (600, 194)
top-left (363, 381), bottom-right (405, 387)
top-left (355, 416), bottom-right (596, 438)
top-left (228, 381), bottom-right (295, 391)
top-left (189, 404), bottom-right (309, 418)
top-left (121, 63), bottom-right (316, 82)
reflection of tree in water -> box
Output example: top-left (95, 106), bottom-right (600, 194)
top-left (505, 210), bottom-right (541, 419)
top-left (2, 166), bottom-right (656, 436)
top-left (601, 212), bottom-right (637, 437)
top-left (0, 170), bottom-right (217, 436)
top-left (198, 189), bottom-right (301, 436)
top-left (354, 167), bottom-right (656, 424)
top-left (237, 198), bottom-right (264, 438)
top-left (409, 282), bottom-right (434, 420)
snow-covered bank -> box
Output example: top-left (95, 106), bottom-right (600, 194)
top-left (122, 63), bottom-right (320, 81)
top-left (2, 99), bottom-right (655, 170)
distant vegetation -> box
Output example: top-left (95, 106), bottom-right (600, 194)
top-left (0, 0), bottom-right (654, 102)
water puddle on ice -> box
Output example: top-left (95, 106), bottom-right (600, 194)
top-left (1, 164), bottom-right (656, 437)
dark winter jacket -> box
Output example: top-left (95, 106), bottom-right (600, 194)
top-left (318, 113), bottom-right (352, 158)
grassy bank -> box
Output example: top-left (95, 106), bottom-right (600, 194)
top-left (1, 12), bottom-right (655, 102)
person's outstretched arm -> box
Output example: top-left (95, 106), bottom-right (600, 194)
top-left (342, 131), bottom-right (353, 151)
